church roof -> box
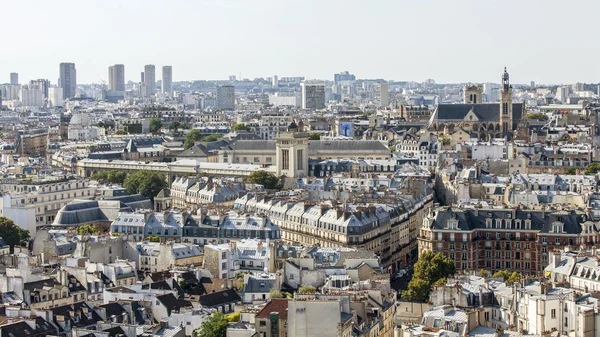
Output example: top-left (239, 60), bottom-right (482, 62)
top-left (434, 103), bottom-right (523, 122)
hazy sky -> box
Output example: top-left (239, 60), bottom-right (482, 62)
top-left (2, 0), bottom-right (598, 85)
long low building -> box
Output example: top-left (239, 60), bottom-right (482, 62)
top-left (76, 159), bottom-right (266, 182)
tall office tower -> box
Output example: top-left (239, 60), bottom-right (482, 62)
top-left (162, 66), bottom-right (173, 95)
top-left (108, 64), bottom-right (125, 92)
top-left (334, 71), bottom-right (356, 83)
top-left (59, 62), bottom-right (77, 99)
top-left (272, 75), bottom-right (279, 87)
top-left (30, 79), bottom-right (50, 101)
top-left (48, 87), bottom-right (64, 107)
top-left (10, 73), bottom-right (18, 85)
top-left (300, 81), bottom-right (326, 110)
top-left (372, 83), bottom-right (389, 107)
top-left (19, 83), bottom-right (44, 107)
top-left (216, 85), bottom-right (235, 110)
top-left (143, 65), bottom-right (156, 97)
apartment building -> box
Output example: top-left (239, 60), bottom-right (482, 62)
top-left (235, 193), bottom-right (434, 272)
top-left (0, 177), bottom-right (95, 237)
top-left (418, 206), bottom-right (596, 275)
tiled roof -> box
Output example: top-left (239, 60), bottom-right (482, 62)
top-left (256, 299), bottom-right (289, 320)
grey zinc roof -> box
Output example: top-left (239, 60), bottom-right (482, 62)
top-left (435, 103), bottom-right (524, 122)
top-left (308, 140), bottom-right (390, 153)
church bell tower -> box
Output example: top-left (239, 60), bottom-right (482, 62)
top-left (499, 67), bottom-right (513, 136)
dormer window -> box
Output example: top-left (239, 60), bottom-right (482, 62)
top-left (447, 220), bottom-right (458, 230)
top-left (486, 219), bottom-right (492, 229)
top-left (495, 219), bottom-right (502, 229)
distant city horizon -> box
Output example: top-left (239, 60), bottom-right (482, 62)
top-left (3, 65), bottom-right (595, 88)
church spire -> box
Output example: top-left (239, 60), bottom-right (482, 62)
top-left (502, 67), bottom-right (510, 91)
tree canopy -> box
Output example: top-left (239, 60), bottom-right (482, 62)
top-left (493, 270), bottom-right (521, 283)
top-left (298, 285), bottom-right (316, 294)
top-left (195, 312), bottom-right (228, 337)
top-left (401, 251), bottom-right (456, 302)
top-left (584, 162), bottom-right (600, 175)
top-left (202, 134), bottom-right (223, 142)
top-left (232, 123), bottom-right (251, 131)
top-left (123, 170), bottom-right (167, 199)
top-left (270, 289), bottom-right (285, 298)
top-left (246, 171), bottom-right (280, 189)
top-left (145, 236), bottom-right (160, 242)
top-left (149, 118), bottom-right (162, 133)
top-left (76, 224), bottom-right (100, 236)
top-left (91, 170), bottom-right (127, 184)
top-left (184, 129), bottom-right (204, 150)
top-left (308, 132), bottom-right (321, 140)
top-left (114, 130), bottom-right (127, 135)
top-left (565, 167), bottom-right (577, 175)
top-left (0, 217), bottom-right (30, 252)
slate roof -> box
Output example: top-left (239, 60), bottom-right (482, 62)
top-left (24, 278), bottom-right (60, 291)
top-left (244, 275), bottom-right (276, 293)
top-left (0, 317), bottom-right (56, 337)
top-left (156, 293), bottom-right (193, 315)
top-left (434, 103), bottom-right (524, 122)
top-left (199, 288), bottom-right (241, 308)
top-left (51, 302), bottom-right (102, 332)
top-left (430, 207), bottom-right (583, 234)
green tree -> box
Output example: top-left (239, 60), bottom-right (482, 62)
top-left (308, 132), bottom-right (321, 140)
top-left (107, 170), bottom-right (127, 184)
top-left (184, 129), bottom-right (204, 150)
top-left (150, 118), bottom-right (162, 133)
top-left (115, 130), bottom-right (127, 135)
top-left (401, 251), bottom-right (456, 302)
top-left (91, 171), bottom-right (109, 181)
top-left (565, 167), bottom-right (577, 175)
top-left (479, 269), bottom-right (488, 278)
top-left (0, 217), bottom-right (30, 252)
top-left (145, 236), bottom-right (160, 242)
top-left (232, 123), bottom-right (251, 131)
top-left (246, 170), bottom-right (280, 189)
top-left (493, 270), bottom-right (521, 283)
top-left (270, 289), bottom-right (285, 298)
top-left (123, 170), bottom-right (167, 199)
top-left (202, 134), bottom-right (223, 142)
top-left (584, 162), bottom-right (600, 175)
top-left (225, 312), bottom-right (240, 322)
top-left (77, 224), bottom-right (99, 235)
top-left (298, 285), bottom-right (316, 294)
top-left (195, 312), bottom-right (228, 337)
top-left (168, 121), bottom-right (182, 130)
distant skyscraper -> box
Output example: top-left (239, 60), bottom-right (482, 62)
top-left (143, 65), bottom-right (156, 97)
top-left (10, 73), bottom-right (18, 85)
top-left (59, 62), bottom-right (77, 99)
top-left (30, 79), bottom-right (49, 101)
top-left (217, 85), bottom-right (235, 110)
top-left (301, 81), bottom-right (326, 110)
top-left (229, 75), bottom-right (237, 82)
top-left (530, 81), bottom-right (536, 88)
top-left (272, 75), bottom-right (279, 87)
top-left (162, 66), bottom-right (173, 95)
top-left (334, 71), bottom-right (355, 83)
top-left (372, 83), bottom-right (389, 107)
top-left (48, 87), bottom-right (64, 107)
top-left (108, 64), bottom-right (125, 92)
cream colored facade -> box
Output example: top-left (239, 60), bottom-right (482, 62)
top-left (0, 178), bottom-right (95, 237)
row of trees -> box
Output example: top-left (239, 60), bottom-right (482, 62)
top-left (90, 170), bottom-right (167, 200)
top-left (91, 170), bottom-right (127, 184)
